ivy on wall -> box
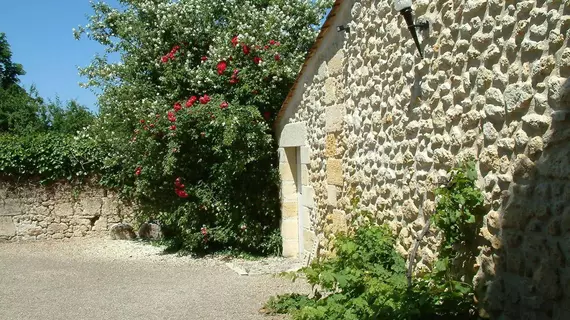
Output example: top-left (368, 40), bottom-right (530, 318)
top-left (0, 133), bottom-right (110, 184)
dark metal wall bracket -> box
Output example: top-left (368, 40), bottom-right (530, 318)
top-left (398, 7), bottom-right (429, 58)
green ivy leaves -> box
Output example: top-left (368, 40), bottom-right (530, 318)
top-left (432, 161), bottom-right (485, 255)
top-left (0, 133), bottom-right (107, 184)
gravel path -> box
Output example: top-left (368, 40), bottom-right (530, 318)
top-left (0, 239), bottom-right (309, 320)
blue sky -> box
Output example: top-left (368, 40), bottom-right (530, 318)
top-left (0, 0), bottom-right (120, 112)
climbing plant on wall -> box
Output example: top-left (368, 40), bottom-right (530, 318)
top-left (263, 162), bottom-right (485, 319)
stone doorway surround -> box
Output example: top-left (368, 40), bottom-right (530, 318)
top-left (278, 122), bottom-right (315, 259)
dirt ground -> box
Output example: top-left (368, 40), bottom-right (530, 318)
top-left (0, 239), bottom-right (309, 320)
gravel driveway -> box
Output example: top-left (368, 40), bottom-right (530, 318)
top-left (0, 239), bottom-right (309, 320)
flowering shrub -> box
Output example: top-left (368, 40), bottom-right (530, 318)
top-left (125, 95), bottom-right (281, 253)
top-left (74, 0), bottom-right (331, 254)
top-left (75, 0), bottom-right (330, 127)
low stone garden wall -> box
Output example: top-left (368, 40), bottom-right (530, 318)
top-left (0, 180), bottom-right (134, 241)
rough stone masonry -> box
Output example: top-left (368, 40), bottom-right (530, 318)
top-left (0, 181), bottom-right (133, 241)
top-left (275, 0), bottom-right (570, 318)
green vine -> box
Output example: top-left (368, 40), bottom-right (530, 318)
top-left (431, 161), bottom-right (485, 282)
top-left (264, 161), bottom-right (486, 320)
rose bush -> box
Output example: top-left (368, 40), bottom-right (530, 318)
top-left (76, 0), bottom-right (331, 254)
top-left (75, 0), bottom-right (330, 128)
top-left (126, 94), bottom-right (281, 253)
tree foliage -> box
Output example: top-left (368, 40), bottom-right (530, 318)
top-left (0, 32), bottom-right (95, 135)
top-left (43, 98), bottom-right (96, 134)
top-left (0, 84), bottom-right (46, 134)
top-left (0, 32), bottom-right (25, 89)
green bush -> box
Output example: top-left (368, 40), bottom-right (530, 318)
top-left (0, 133), bottom-right (108, 183)
top-left (123, 96), bottom-right (281, 255)
top-left (266, 224), bottom-right (478, 320)
top-left (265, 163), bottom-right (484, 319)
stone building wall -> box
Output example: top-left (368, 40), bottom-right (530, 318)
top-left (0, 180), bottom-right (133, 241)
top-left (276, 0), bottom-right (570, 318)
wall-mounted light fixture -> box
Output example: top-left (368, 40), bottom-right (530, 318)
top-left (336, 25), bottom-right (350, 33)
top-left (394, 0), bottom-right (429, 58)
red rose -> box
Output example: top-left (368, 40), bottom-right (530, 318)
top-left (161, 56), bottom-right (168, 63)
top-left (263, 111), bottom-right (271, 120)
top-left (274, 54), bottom-right (281, 61)
top-left (149, 123), bottom-right (155, 128)
top-left (172, 45), bottom-right (180, 52)
top-left (176, 189), bottom-right (189, 198)
top-left (139, 119), bottom-right (145, 124)
top-left (231, 36), bottom-right (239, 47)
top-left (217, 61), bottom-right (227, 75)
top-left (253, 56), bottom-right (262, 65)
top-left (269, 39), bottom-right (276, 45)
top-left (242, 44), bottom-right (250, 55)
top-left (275, 41), bottom-right (281, 46)
top-left (199, 95), bottom-right (211, 104)
top-left (167, 111), bottom-right (176, 122)
top-left (201, 227), bottom-right (208, 235)
top-left (201, 56), bottom-right (208, 62)
top-left (264, 45), bottom-right (270, 50)
top-left (174, 179), bottom-right (185, 189)
top-left (170, 125), bottom-right (177, 130)
top-left (173, 102), bottom-right (182, 112)
top-left (186, 96), bottom-right (197, 107)
top-left (230, 69), bottom-right (239, 84)
top-left (134, 167), bottom-right (142, 176)
top-left (167, 52), bottom-right (175, 60)
top-left (220, 101), bottom-right (229, 109)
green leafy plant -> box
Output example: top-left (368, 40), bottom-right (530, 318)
top-left (121, 97), bottom-right (282, 255)
top-left (0, 133), bottom-right (109, 183)
top-left (265, 163), bottom-right (485, 319)
top-left (432, 161), bottom-right (485, 281)
top-left (264, 294), bottom-right (316, 315)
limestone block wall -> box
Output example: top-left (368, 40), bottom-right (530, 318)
top-left (277, 0), bottom-right (570, 318)
top-left (278, 144), bottom-right (314, 258)
top-left (0, 180), bottom-right (133, 241)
